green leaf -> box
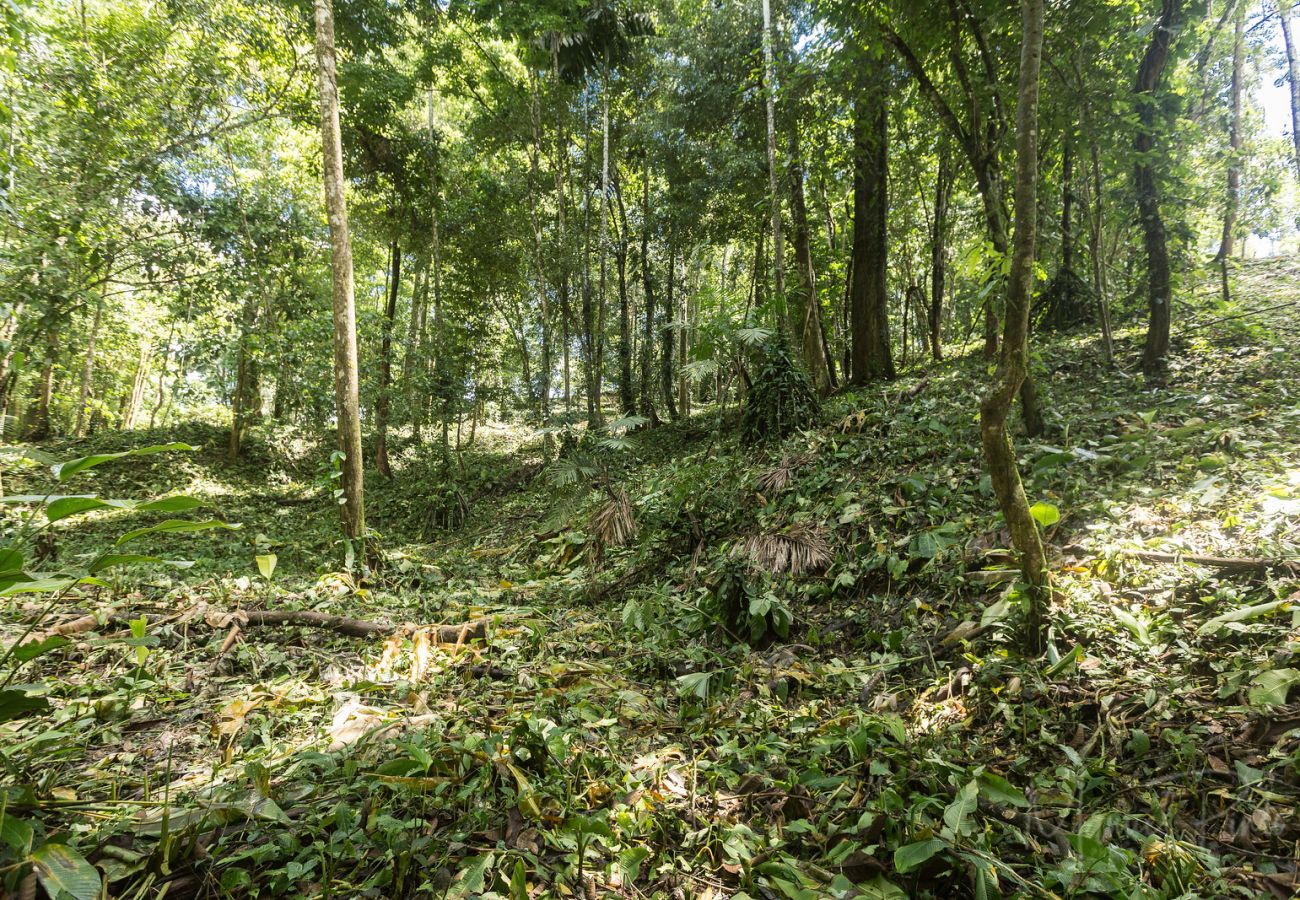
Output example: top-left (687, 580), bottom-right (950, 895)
top-left (977, 772), bottom-right (1028, 808)
top-left (894, 838), bottom-right (946, 874)
top-left (0, 689), bottom-right (51, 723)
top-left (256, 554), bottom-right (277, 579)
top-left (676, 670), bottom-right (712, 699)
top-left (44, 496), bottom-right (130, 522)
top-left (1198, 598), bottom-right (1292, 633)
top-left (1029, 501), bottom-right (1060, 528)
top-left (135, 495), bottom-right (204, 514)
top-left (87, 554), bottom-right (194, 574)
top-left (0, 814), bottom-right (33, 853)
top-left (1248, 669), bottom-right (1300, 707)
top-left (0, 548), bottom-right (24, 575)
top-left (52, 443), bottom-right (194, 482)
top-left (1044, 644), bottom-right (1083, 677)
top-left (30, 843), bottom-right (102, 900)
top-left (0, 576), bottom-right (79, 597)
top-left (116, 519), bottom-right (240, 546)
top-left (11, 634), bottom-right (69, 663)
top-left (943, 780), bottom-right (978, 835)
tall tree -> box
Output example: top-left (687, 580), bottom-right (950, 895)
top-left (1215, 0), bottom-right (1244, 266)
top-left (980, 0), bottom-right (1047, 654)
top-left (849, 56), bottom-right (893, 383)
top-left (1281, 0), bottom-right (1300, 178)
top-left (314, 0), bottom-right (365, 540)
top-left (1134, 0), bottom-right (1182, 376)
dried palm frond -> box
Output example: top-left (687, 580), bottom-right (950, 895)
top-left (743, 524), bottom-right (832, 576)
top-left (590, 487), bottom-right (638, 549)
top-left (755, 452), bottom-right (815, 495)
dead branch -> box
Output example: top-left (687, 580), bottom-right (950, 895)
top-left (1123, 549), bottom-right (1299, 576)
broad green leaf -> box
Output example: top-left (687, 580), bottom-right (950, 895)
top-left (0, 576), bottom-right (79, 597)
top-left (1029, 501), bottom-right (1060, 528)
top-left (135, 495), bottom-right (204, 513)
top-left (116, 519), bottom-right (240, 546)
top-left (0, 815), bottom-right (33, 853)
top-left (894, 838), bottom-right (946, 874)
top-left (52, 443), bottom-right (194, 482)
top-left (943, 780), bottom-right (978, 835)
top-left (12, 634), bottom-right (69, 662)
top-left (256, 554), bottom-right (277, 579)
top-left (1248, 669), bottom-right (1300, 707)
top-left (977, 772), bottom-right (1028, 808)
top-left (30, 843), bottom-right (101, 900)
top-left (0, 548), bottom-right (23, 575)
top-left (1198, 598), bottom-right (1292, 633)
top-left (676, 670), bottom-right (711, 700)
top-left (0, 689), bottom-right (49, 723)
top-left (88, 554), bottom-right (194, 574)
top-left (44, 496), bottom-right (130, 521)
top-left (1044, 644), bottom-right (1083, 677)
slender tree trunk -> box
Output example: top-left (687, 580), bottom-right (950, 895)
top-left (761, 0), bottom-right (787, 330)
top-left (122, 342), bottom-right (149, 431)
top-left (593, 66), bottom-right (612, 428)
top-left (639, 160), bottom-right (660, 426)
top-left (849, 80), bottom-right (894, 383)
top-left (1281, 1), bottom-right (1300, 178)
top-left (28, 327), bottom-right (58, 441)
top-left (661, 233), bottom-right (679, 420)
top-left (980, 0), bottom-right (1048, 655)
top-left (678, 255), bottom-right (690, 416)
top-left (788, 129), bottom-right (832, 395)
top-left (74, 288), bottom-right (105, 437)
top-left (615, 173), bottom-right (635, 416)
top-left (0, 300), bottom-right (25, 422)
top-left (930, 145), bottom-right (952, 361)
top-left (375, 239), bottom-right (400, 478)
top-left (315, 0), bottom-right (365, 539)
top-left (149, 318), bottom-right (178, 430)
top-left (528, 72), bottom-right (553, 452)
top-left (227, 295), bottom-right (257, 458)
top-left (1216, 1), bottom-right (1244, 266)
top-left (1134, 0), bottom-right (1181, 377)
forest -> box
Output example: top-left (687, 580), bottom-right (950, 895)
top-left (1, 0), bottom-right (1299, 896)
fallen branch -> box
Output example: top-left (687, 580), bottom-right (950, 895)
top-left (32, 607), bottom-right (489, 645)
top-left (237, 609), bottom-right (487, 643)
top-left (1123, 549), bottom-right (1299, 576)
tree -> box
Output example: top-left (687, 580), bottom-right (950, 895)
top-left (314, 0), bottom-right (365, 540)
top-left (1134, 0), bottom-right (1182, 377)
top-left (849, 52), bottom-right (893, 384)
top-left (981, 0), bottom-right (1047, 655)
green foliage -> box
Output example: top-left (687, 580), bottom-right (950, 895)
top-left (741, 332), bottom-right (819, 443)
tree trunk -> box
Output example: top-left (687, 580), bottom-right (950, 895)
top-left (1134, 0), bottom-right (1181, 377)
top-left (678, 255), bottom-right (690, 416)
top-left (761, 0), bottom-right (788, 333)
top-left (528, 72), bottom-right (553, 452)
top-left (639, 160), bottom-right (660, 426)
top-left (849, 78), bottom-right (894, 383)
top-left (1282, 1), bottom-right (1300, 179)
top-left (375, 239), bottom-right (400, 478)
top-left (28, 325), bottom-right (59, 440)
top-left (122, 342), bottom-right (149, 431)
top-left (1216, 1), bottom-right (1244, 279)
top-left (227, 293), bottom-right (258, 458)
top-left (927, 146), bottom-right (951, 362)
top-left (0, 300), bottom-right (25, 423)
top-left (74, 288), bottom-right (105, 437)
top-left (661, 234), bottom-right (679, 420)
top-left (315, 0), bottom-right (365, 540)
top-left (788, 129), bottom-right (832, 396)
top-left (980, 0), bottom-right (1048, 655)
top-left (615, 172), bottom-right (635, 416)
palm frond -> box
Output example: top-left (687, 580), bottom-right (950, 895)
top-left (743, 524), bottom-right (832, 576)
top-left (590, 487), bottom-right (638, 549)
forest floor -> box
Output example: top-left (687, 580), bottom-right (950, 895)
top-left (3, 258), bottom-right (1300, 899)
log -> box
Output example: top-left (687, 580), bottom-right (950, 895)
top-left (31, 607), bottom-right (489, 645)
top-left (238, 609), bottom-right (487, 643)
top-left (1124, 549), bottom-right (1299, 575)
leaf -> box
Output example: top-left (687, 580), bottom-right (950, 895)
top-left (30, 842), bottom-right (101, 900)
top-left (116, 519), bottom-right (240, 546)
top-left (44, 496), bottom-right (129, 522)
top-left (0, 576), bottom-right (81, 597)
top-left (894, 838), bottom-right (946, 874)
top-left (135, 495), bottom-right (204, 514)
top-left (977, 772), bottom-right (1028, 808)
top-left (1248, 669), bottom-right (1300, 707)
top-left (11, 635), bottom-right (69, 663)
top-left (255, 554), bottom-right (278, 579)
top-left (1029, 501), bottom-right (1060, 528)
top-left (0, 689), bottom-right (51, 724)
top-left (0, 815), bottom-right (33, 853)
top-left (1198, 598), bottom-right (1292, 633)
top-left (943, 780), bottom-right (978, 835)
top-left (676, 671), bottom-right (712, 700)
top-left (52, 443), bottom-right (194, 482)
top-left (87, 554), bottom-right (194, 574)
top-left (1044, 644), bottom-right (1083, 677)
